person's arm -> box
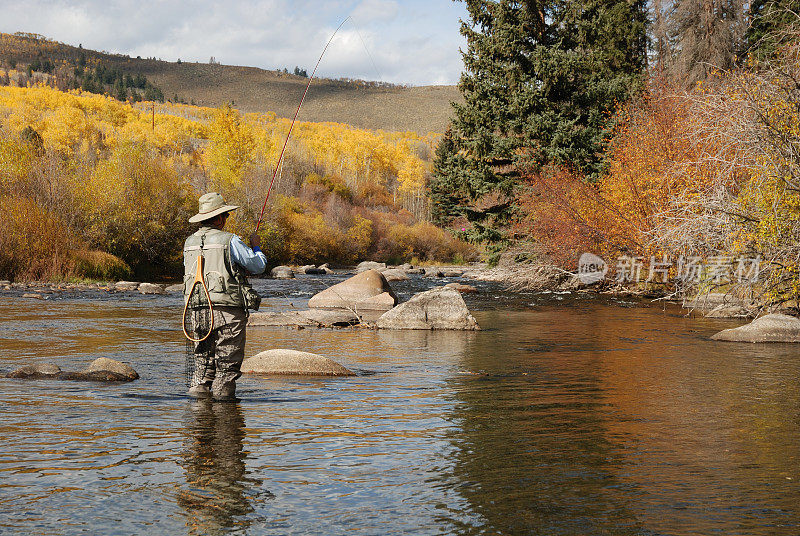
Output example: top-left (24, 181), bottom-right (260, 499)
top-left (229, 234), bottom-right (267, 274)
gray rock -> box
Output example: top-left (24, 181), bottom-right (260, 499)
top-left (377, 286), bottom-right (480, 330)
top-left (83, 357), bottom-right (139, 380)
top-left (7, 360), bottom-right (136, 382)
top-left (299, 309), bottom-right (360, 326)
top-left (248, 311), bottom-right (315, 327)
top-left (165, 283), bottom-right (184, 293)
top-left (114, 281), bottom-right (140, 291)
top-left (406, 268), bottom-right (425, 275)
top-left (7, 363), bottom-right (62, 378)
top-left (356, 261), bottom-right (386, 273)
top-left (711, 313), bottom-right (800, 342)
top-left (241, 349), bottom-right (355, 376)
top-left (442, 269), bottom-right (463, 277)
top-left (138, 283), bottom-right (165, 295)
top-left (381, 268), bottom-right (410, 282)
top-left (270, 266), bottom-right (295, 279)
top-left (445, 282), bottom-right (478, 294)
top-left (423, 268), bottom-right (444, 278)
top-left (318, 263), bottom-right (334, 274)
top-left (22, 293), bottom-right (44, 300)
top-left (705, 304), bottom-right (751, 319)
top-left (398, 264), bottom-right (413, 271)
top-left (308, 270), bottom-right (397, 312)
top-left (298, 264), bottom-right (316, 274)
top-left (0, 280), bottom-right (10, 286)
top-left (356, 292), bottom-right (396, 312)
top-left (57, 370), bottom-right (133, 381)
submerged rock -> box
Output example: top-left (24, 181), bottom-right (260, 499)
top-left (377, 286), bottom-right (480, 330)
top-left (7, 363), bottom-right (62, 378)
top-left (56, 370), bottom-right (133, 381)
top-left (307, 269), bottom-right (397, 313)
top-left (241, 349), bottom-right (355, 376)
top-left (711, 313), bottom-right (800, 342)
top-left (138, 283), bottom-right (165, 295)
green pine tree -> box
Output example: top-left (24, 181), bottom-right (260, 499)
top-left (430, 0), bottom-right (647, 247)
top-left (745, 0), bottom-right (800, 59)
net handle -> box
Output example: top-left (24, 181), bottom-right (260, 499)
top-left (182, 253), bottom-right (215, 342)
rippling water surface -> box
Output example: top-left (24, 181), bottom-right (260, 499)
top-left (1, 275), bottom-right (799, 535)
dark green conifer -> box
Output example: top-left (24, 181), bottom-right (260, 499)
top-left (430, 0), bottom-right (647, 247)
top-left (745, 0), bottom-right (800, 59)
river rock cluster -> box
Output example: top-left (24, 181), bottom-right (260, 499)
top-left (6, 357), bottom-right (139, 382)
top-left (249, 268), bottom-right (480, 331)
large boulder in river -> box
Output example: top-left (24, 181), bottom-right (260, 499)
top-left (241, 349), bottom-right (355, 376)
top-left (307, 269), bottom-right (397, 312)
top-left (711, 313), bottom-right (800, 342)
top-left (114, 281), bottom-right (140, 291)
top-left (83, 357), bottom-right (139, 380)
top-left (377, 286), bottom-right (480, 330)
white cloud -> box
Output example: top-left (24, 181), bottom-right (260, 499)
top-left (351, 0), bottom-right (398, 23)
top-left (0, 0), bottom-right (467, 85)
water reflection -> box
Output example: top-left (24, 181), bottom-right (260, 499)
top-left (178, 401), bottom-right (268, 535)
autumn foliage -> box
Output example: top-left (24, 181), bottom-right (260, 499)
top-left (0, 85), bottom-right (474, 281)
top-left (518, 45), bottom-right (800, 304)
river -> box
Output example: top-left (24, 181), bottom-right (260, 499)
top-left (0, 274), bottom-right (798, 535)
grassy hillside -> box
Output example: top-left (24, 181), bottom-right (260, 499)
top-left (0, 32), bottom-right (460, 134)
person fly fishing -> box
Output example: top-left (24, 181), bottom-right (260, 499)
top-left (183, 192), bottom-right (266, 400)
top-left (182, 19), bottom-right (350, 400)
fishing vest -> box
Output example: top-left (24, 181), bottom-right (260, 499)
top-left (183, 227), bottom-right (246, 308)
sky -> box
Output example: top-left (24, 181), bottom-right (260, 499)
top-left (0, 0), bottom-right (470, 86)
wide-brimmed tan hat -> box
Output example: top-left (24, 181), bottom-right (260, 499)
top-left (189, 192), bottom-right (239, 223)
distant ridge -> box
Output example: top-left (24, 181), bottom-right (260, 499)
top-left (0, 32), bottom-right (460, 134)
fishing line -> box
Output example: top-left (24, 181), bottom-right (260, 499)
top-left (255, 16), bottom-right (352, 233)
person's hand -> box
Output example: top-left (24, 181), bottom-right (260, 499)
top-left (249, 233), bottom-right (261, 250)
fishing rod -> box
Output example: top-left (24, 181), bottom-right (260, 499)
top-left (254, 16), bottom-right (351, 233)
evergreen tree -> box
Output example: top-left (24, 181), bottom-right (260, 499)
top-left (745, 0), bottom-right (800, 59)
top-left (430, 0), bottom-right (647, 246)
